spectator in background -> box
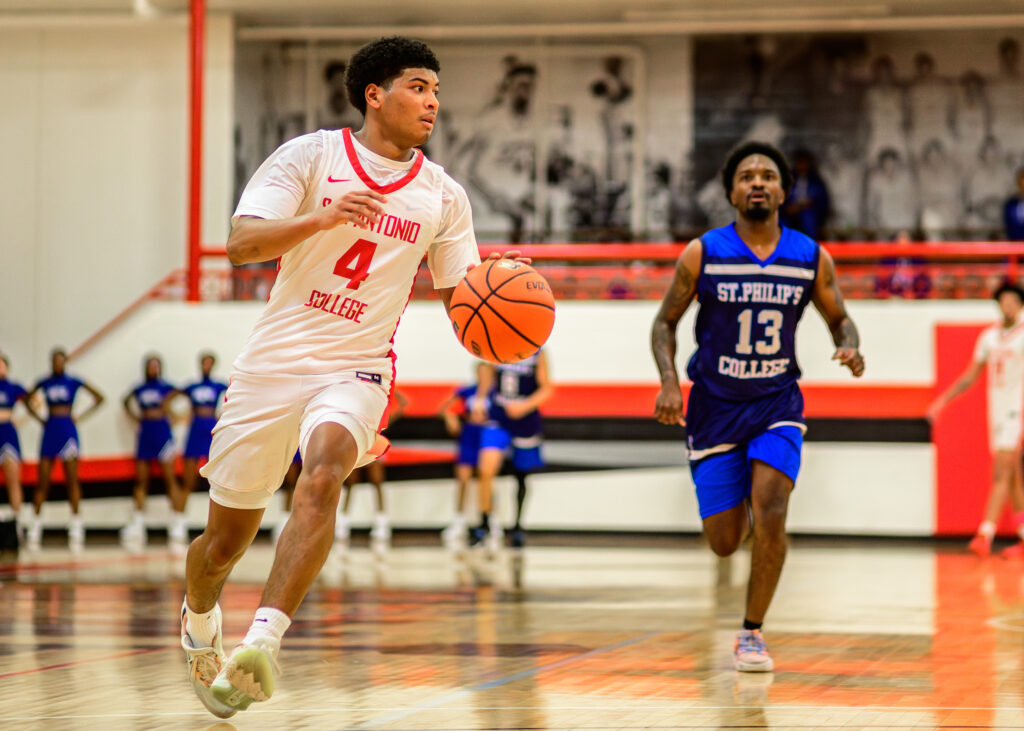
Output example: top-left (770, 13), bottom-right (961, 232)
top-left (820, 141), bottom-right (864, 239)
top-left (1005, 167), bottom-right (1024, 241)
top-left (966, 136), bottom-right (1013, 235)
top-left (953, 71), bottom-right (991, 173)
top-left (781, 148), bottom-right (830, 240)
top-left (866, 147), bottom-right (917, 239)
top-left (907, 53), bottom-right (955, 162)
top-left (864, 55), bottom-right (907, 162)
top-left (917, 139), bottom-right (964, 241)
top-left (990, 39), bottom-right (1024, 167)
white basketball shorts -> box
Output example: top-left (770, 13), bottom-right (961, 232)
top-left (990, 410), bottom-right (1024, 452)
top-left (200, 370), bottom-right (389, 509)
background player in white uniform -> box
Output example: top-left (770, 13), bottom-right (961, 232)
top-left (928, 282), bottom-right (1024, 557)
top-left (178, 37), bottom-right (523, 718)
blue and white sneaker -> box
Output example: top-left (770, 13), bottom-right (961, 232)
top-left (734, 629), bottom-right (774, 672)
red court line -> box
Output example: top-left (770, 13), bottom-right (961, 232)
top-left (0, 645), bottom-right (175, 680)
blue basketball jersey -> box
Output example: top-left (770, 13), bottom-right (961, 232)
top-left (455, 384), bottom-right (501, 424)
top-left (686, 224), bottom-right (819, 402)
top-left (0, 379), bottom-right (26, 410)
top-left (184, 377), bottom-right (228, 409)
top-left (494, 352), bottom-right (543, 437)
top-left (36, 374), bottom-right (84, 409)
top-left (131, 378), bottom-right (175, 413)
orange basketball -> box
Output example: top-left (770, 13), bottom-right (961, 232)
top-left (449, 259), bottom-right (556, 364)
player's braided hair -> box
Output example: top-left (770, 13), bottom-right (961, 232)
top-left (345, 36), bottom-right (440, 117)
top-left (720, 141), bottom-right (793, 199)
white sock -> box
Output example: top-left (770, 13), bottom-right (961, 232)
top-left (184, 601), bottom-right (220, 648)
top-left (978, 521), bottom-right (997, 540)
top-left (243, 606), bottom-right (291, 646)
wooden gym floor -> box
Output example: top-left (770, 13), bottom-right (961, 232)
top-left (1, 534), bottom-right (1023, 730)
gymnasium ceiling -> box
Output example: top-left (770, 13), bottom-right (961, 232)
top-left (2, 0), bottom-right (1024, 35)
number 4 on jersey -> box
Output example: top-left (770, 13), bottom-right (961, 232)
top-left (333, 238), bottom-right (377, 290)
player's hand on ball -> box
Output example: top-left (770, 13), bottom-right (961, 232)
top-left (469, 250), bottom-right (533, 270)
top-left (319, 190), bottom-right (388, 230)
top-left (654, 384), bottom-right (686, 427)
top-left (833, 348), bottom-right (865, 377)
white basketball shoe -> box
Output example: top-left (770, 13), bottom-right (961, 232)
top-left (180, 602), bottom-right (236, 719)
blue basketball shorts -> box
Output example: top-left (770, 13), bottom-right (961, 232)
top-left (456, 422), bottom-right (511, 466)
top-left (689, 425), bottom-right (804, 520)
top-left (184, 416), bottom-right (217, 459)
top-left (40, 416), bottom-right (79, 460)
top-left (137, 419), bottom-right (176, 462)
top-left (0, 423), bottom-right (21, 462)
top-left (510, 435), bottom-right (544, 473)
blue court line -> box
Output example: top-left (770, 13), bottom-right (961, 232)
top-left (348, 631), bottom-right (660, 730)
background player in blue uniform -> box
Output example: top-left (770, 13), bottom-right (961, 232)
top-left (24, 347), bottom-right (105, 552)
top-left (439, 364), bottom-right (509, 551)
top-left (170, 352), bottom-right (229, 552)
top-left (651, 142), bottom-right (864, 672)
top-left (487, 349), bottom-right (553, 548)
top-left (0, 354), bottom-right (29, 552)
top-left (121, 354), bottom-right (181, 551)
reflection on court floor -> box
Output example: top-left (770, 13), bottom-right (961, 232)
top-left (1, 538), bottom-right (1023, 730)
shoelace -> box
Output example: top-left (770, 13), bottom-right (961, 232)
top-left (191, 650), bottom-right (221, 686)
top-left (737, 633), bottom-right (767, 655)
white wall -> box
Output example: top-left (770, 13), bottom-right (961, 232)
top-left (0, 14), bottom-right (234, 379)
top-left (29, 296), bottom-right (994, 459)
top-left (12, 297), bottom-right (971, 535)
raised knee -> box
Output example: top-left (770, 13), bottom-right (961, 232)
top-left (203, 533), bottom-right (248, 569)
top-left (297, 464), bottom-right (346, 510)
top-left (706, 530), bottom-right (742, 557)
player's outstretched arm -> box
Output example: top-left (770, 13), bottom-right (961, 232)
top-left (926, 359), bottom-right (984, 422)
top-left (651, 239), bottom-right (702, 425)
top-left (226, 189), bottom-right (388, 265)
top-left (811, 248), bottom-right (865, 378)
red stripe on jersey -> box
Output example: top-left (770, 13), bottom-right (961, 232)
top-left (342, 128), bottom-right (424, 195)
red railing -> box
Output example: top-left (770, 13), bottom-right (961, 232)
top-left (196, 242), bottom-right (1024, 302)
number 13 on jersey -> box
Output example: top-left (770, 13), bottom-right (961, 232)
top-left (735, 308), bottom-right (783, 355)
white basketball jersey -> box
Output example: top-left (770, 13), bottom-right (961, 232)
top-left (232, 128), bottom-right (479, 379)
top-left (974, 319), bottom-right (1024, 423)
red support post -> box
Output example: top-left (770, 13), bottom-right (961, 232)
top-left (186, 0), bottom-right (205, 302)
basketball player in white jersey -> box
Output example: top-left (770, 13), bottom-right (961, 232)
top-left (928, 282), bottom-right (1024, 557)
top-left (179, 37), bottom-right (519, 718)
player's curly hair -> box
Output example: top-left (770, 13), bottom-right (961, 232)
top-left (993, 281), bottom-right (1024, 303)
top-left (720, 141), bottom-right (793, 199)
top-left (345, 36), bottom-right (440, 117)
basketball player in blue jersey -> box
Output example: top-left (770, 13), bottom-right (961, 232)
top-left (652, 142), bottom-right (864, 672)
top-left (24, 348), bottom-right (105, 553)
top-left (121, 355), bottom-right (181, 551)
top-left (439, 365), bottom-right (507, 549)
top-left (0, 354), bottom-right (29, 551)
top-left (170, 352), bottom-right (229, 552)
top-left (488, 348), bottom-right (553, 548)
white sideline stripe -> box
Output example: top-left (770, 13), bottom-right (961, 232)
top-left (705, 263), bottom-right (815, 280)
